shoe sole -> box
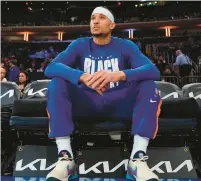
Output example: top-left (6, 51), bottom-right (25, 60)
top-left (126, 173), bottom-right (136, 181)
top-left (69, 173), bottom-right (79, 180)
top-left (46, 173), bottom-right (78, 181)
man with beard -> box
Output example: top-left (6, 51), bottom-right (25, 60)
top-left (7, 58), bottom-right (20, 82)
top-left (45, 7), bottom-right (161, 181)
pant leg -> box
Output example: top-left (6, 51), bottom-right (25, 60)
top-left (46, 77), bottom-right (104, 138)
top-left (131, 80), bottom-right (162, 139)
top-left (104, 80), bottom-right (162, 139)
top-left (179, 64), bottom-right (192, 77)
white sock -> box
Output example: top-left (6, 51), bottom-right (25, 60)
top-left (130, 134), bottom-right (149, 159)
top-left (56, 136), bottom-right (73, 158)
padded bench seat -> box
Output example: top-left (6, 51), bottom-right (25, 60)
top-left (11, 97), bottom-right (199, 118)
top-left (10, 116), bottom-right (48, 130)
top-left (10, 94), bottom-right (200, 134)
top-left (10, 116), bottom-right (197, 134)
top-left (1, 105), bottom-right (13, 123)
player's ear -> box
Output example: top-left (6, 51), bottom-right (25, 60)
top-left (110, 22), bottom-right (116, 30)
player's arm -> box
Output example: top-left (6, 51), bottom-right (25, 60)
top-left (121, 40), bottom-right (160, 82)
top-left (44, 39), bottom-right (84, 85)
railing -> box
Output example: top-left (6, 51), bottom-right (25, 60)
top-left (182, 76), bottom-right (201, 86)
top-left (161, 76), bottom-right (201, 87)
top-left (191, 61), bottom-right (199, 75)
top-left (160, 76), bottom-right (181, 86)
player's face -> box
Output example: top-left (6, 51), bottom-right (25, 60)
top-left (90, 13), bottom-right (115, 37)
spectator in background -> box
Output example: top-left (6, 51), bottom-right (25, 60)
top-left (7, 59), bottom-right (20, 82)
top-left (173, 49), bottom-right (192, 77)
top-left (48, 46), bottom-right (58, 59)
top-left (161, 65), bottom-right (177, 83)
top-left (1, 61), bottom-right (6, 69)
top-left (19, 63), bottom-right (25, 71)
top-left (17, 71), bottom-right (29, 97)
top-left (155, 56), bottom-right (167, 74)
top-left (37, 61), bottom-right (46, 72)
top-left (163, 66), bottom-right (172, 76)
top-left (159, 56), bottom-right (167, 69)
top-left (1, 67), bottom-right (7, 82)
top-left (27, 60), bottom-right (37, 72)
top-left (162, 65), bottom-right (177, 77)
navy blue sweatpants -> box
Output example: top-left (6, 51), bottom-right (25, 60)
top-left (47, 78), bottom-right (161, 139)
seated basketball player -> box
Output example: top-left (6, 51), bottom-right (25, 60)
top-left (45, 6), bottom-right (162, 181)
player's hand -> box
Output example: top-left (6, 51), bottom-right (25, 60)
top-left (79, 73), bottom-right (90, 84)
top-left (79, 73), bottom-right (106, 95)
top-left (86, 70), bottom-right (126, 90)
top-left (94, 83), bottom-right (110, 96)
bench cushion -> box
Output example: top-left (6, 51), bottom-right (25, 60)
top-left (9, 116), bottom-right (197, 133)
top-left (11, 97), bottom-right (199, 119)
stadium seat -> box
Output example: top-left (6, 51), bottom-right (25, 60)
top-left (1, 82), bottom-right (21, 150)
top-left (182, 83), bottom-right (201, 107)
top-left (154, 81), bottom-right (198, 133)
top-left (10, 81), bottom-right (199, 136)
top-left (10, 80), bottom-right (50, 131)
top-left (1, 82), bottom-right (21, 129)
top-left (155, 81), bottom-right (182, 100)
top-left (182, 83), bottom-right (201, 133)
top-left (1, 82), bottom-right (21, 106)
top-left (22, 79), bottom-right (50, 99)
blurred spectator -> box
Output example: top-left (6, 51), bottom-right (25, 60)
top-left (173, 49), bottom-right (192, 77)
top-left (27, 60), bottom-right (37, 72)
top-left (37, 61), bottom-right (46, 72)
top-left (163, 65), bottom-right (177, 76)
top-left (161, 65), bottom-right (178, 83)
top-left (19, 63), bottom-right (25, 71)
top-left (155, 56), bottom-right (168, 74)
top-left (7, 59), bottom-right (20, 82)
top-left (17, 71), bottom-right (29, 97)
top-left (163, 66), bottom-right (172, 76)
top-left (1, 67), bottom-right (7, 82)
top-left (1, 62), bottom-right (6, 69)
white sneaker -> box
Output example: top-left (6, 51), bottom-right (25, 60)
top-left (126, 155), bottom-right (158, 181)
top-left (46, 155), bottom-right (78, 181)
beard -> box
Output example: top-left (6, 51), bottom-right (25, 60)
top-left (92, 32), bottom-right (110, 38)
